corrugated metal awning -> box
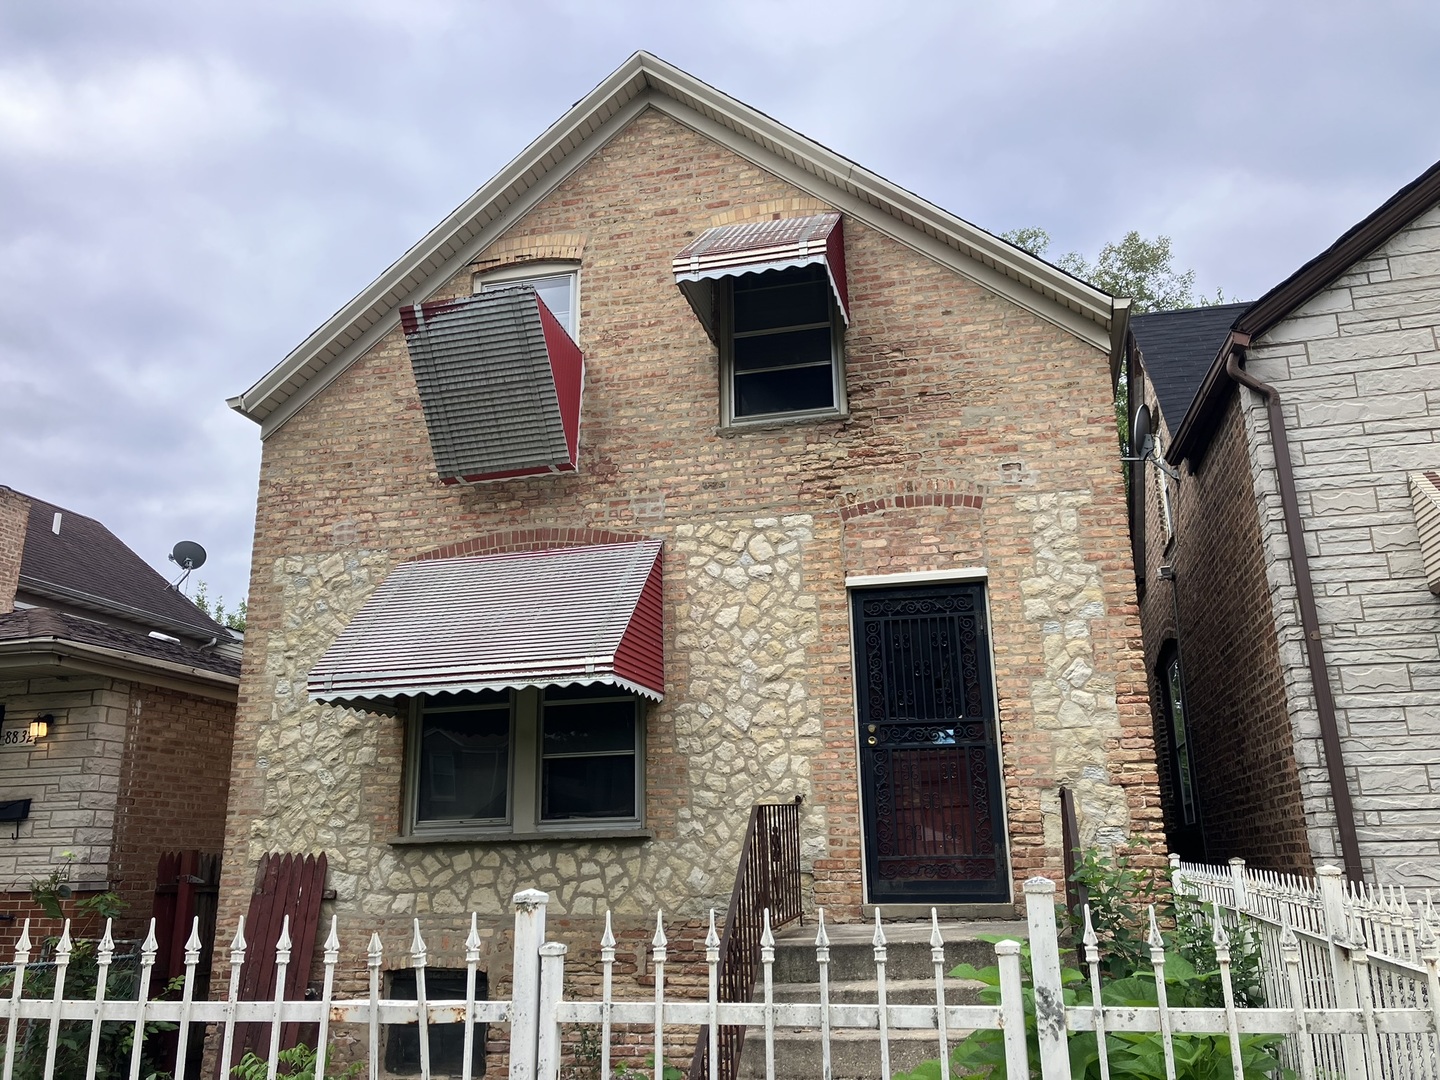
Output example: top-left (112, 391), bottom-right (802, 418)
top-left (672, 213), bottom-right (848, 340)
top-left (1409, 471), bottom-right (1440, 595)
top-left (401, 286), bottom-right (583, 484)
top-left (309, 541), bottom-right (664, 707)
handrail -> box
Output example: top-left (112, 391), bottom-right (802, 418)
top-left (689, 797), bottom-right (803, 1080)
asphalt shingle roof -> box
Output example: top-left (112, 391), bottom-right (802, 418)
top-left (13, 491), bottom-right (226, 640)
top-left (1129, 302), bottom-right (1251, 427)
top-left (0, 607), bottom-right (239, 679)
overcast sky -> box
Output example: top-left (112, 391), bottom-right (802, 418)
top-left (2, 0), bottom-right (1437, 610)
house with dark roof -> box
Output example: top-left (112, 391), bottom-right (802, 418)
top-left (218, 52), bottom-right (1167, 1065)
top-left (1126, 158), bottom-right (1440, 887)
top-left (0, 486), bottom-right (239, 942)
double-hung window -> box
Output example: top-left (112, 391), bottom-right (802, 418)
top-left (408, 685), bottom-right (643, 837)
top-left (476, 263), bottom-right (579, 339)
top-left (725, 265), bottom-right (844, 421)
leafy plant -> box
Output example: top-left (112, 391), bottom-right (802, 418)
top-left (613, 1053), bottom-right (684, 1080)
top-left (894, 937), bottom-right (1286, 1080)
top-left (893, 848), bottom-right (1285, 1080)
top-left (232, 1043), bottom-right (363, 1080)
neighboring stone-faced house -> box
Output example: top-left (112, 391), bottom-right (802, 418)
top-left (0, 486), bottom-right (240, 943)
top-left (224, 51), bottom-right (1164, 1034)
top-left (1128, 158), bottom-right (1440, 886)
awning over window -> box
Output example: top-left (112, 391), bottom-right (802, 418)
top-left (1409, 471), bottom-right (1440, 595)
top-left (672, 212), bottom-right (849, 340)
top-left (400, 286), bottom-right (583, 484)
top-left (309, 540), bottom-right (664, 707)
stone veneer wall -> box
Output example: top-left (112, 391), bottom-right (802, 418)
top-left (0, 487), bottom-right (26, 612)
top-left (221, 109), bottom-right (1165, 1032)
top-left (1241, 200), bottom-right (1440, 885)
top-left (0, 675), bottom-right (128, 890)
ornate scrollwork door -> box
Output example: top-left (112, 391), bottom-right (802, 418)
top-left (852, 582), bottom-right (1009, 903)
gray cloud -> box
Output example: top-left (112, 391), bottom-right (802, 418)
top-left (3, 0), bottom-right (1437, 608)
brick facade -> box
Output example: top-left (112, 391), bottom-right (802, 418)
top-left (109, 685), bottom-right (235, 937)
top-left (222, 104), bottom-right (1165, 1068)
top-left (0, 487), bottom-right (27, 613)
top-left (1135, 383), bottom-right (1313, 873)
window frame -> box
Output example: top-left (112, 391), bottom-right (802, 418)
top-left (1158, 644), bottom-right (1199, 828)
top-left (474, 261), bottom-right (580, 341)
top-left (718, 267), bottom-right (847, 427)
top-left (401, 686), bottom-right (646, 841)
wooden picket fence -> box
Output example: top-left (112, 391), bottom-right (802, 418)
top-left (0, 874), bottom-right (1438, 1080)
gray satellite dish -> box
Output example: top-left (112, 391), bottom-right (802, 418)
top-left (169, 541), bottom-right (207, 571)
top-left (1131, 405), bottom-right (1153, 459)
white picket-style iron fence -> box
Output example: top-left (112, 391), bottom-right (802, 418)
top-left (1, 869), bottom-right (1438, 1080)
top-left (1174, 855), bottom-right (1440, 1080)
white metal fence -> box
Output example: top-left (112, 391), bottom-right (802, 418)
top-left (1, 875), bottom-right (1438, 1080)
top-left (1175, 855), bottom-right (1440, 1080)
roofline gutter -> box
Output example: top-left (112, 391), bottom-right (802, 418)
top-left (18, 576), bottom-right (225, 642)
top-left (1222, 335), bottom-right (1363, 883)
top-left (0, 636), bottom-right (239, 702)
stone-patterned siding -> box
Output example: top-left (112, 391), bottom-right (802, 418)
top-left (222, 109), bottom-right (1163, 1019)
top-left (0, 676), bottom-right (128, 890)
top-left (1136, 380), bottom-right (1313, 872)
top-left (109, 685), bottom-right (235, 937)
top-left (0, 487), bottom-right (27, 612)
top-left (1242, 200), bottom-right (1440, 885)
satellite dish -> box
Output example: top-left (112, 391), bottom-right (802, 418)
top-left (169, 541), bottom-right (207, 571)
top-left (1131, 405), bottom-right (1153, 459)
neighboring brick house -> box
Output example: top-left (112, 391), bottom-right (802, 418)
top-left (1128, 159), bottom-right (1440, 886)
top-left (0, 486), bottom-right (239, 943)
top-left (223, 52), bottom-right (1164, 1052)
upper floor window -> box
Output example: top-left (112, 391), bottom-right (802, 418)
top-left (724, 265), bottom-right (844, 422)
top-left (477, 262), bottom-right (578, 339)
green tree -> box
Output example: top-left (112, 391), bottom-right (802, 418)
top-left (191, 580), bottom-right (247, 633)
top-left (1000, 228), bottom-right (1227, 452)
top-left (1000, 228), bottom-right (1225, 314)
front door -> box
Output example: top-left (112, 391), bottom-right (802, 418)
top-left (853, 582), bottom-right (1009, 903)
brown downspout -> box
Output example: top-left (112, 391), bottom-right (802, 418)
top-left (1223, 335), bottom-right (1364, 883)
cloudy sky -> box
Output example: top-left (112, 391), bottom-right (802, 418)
top-left (2, 0), bottom-right (1437, 609)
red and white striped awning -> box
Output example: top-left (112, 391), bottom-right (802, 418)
top-left (673, 212), bottom-right (849, 339)
top-left (308, 541), bottom-right (664, 707)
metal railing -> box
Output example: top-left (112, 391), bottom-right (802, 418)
top-left (1, 867), bottom-right (1438, 1080)
top-left (1175, 854), bottom-right (1440, 1079)
top-left (688, 797), bottom-right (803, 1080)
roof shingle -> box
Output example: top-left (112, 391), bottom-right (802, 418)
top-left (1130, 303), bottom-right (1250, 427)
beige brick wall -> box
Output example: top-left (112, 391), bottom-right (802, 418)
top-left (0, 487), bottom-right (27, 613)
top-left (221, 109), bottom-right (1164, 1009)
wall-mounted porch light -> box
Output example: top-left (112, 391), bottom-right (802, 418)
top-left (27, 715), bottom-right (52, 742)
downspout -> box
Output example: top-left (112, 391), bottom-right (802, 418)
top-left (1223, 336), bottom-right (1364, 883)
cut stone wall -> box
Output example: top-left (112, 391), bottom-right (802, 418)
top-left (220, 106), bottom-right (1165, 1012)
top-left (0, 487), bottom-right (26, 612)
top-left (1242, 200), bottom-right (1440, 885)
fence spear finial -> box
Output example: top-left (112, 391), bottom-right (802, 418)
top-left (601, 910), bottom-right (615, 953)
top-left (230, 915), bottom-right (248, 965)
top-left (465, 912), bottom-right (481, 965)
top-left (815, 907), bottom-right (829, 951)
top-left (367, 930), bottom-right (383, 968)
top-left (184, 915), bottom-right (203, 966)
top-left (98, 918), bottom-right (115, 966)
top-left (411, 918), bottom-right (427, 968)
top-left (324, 915), bottom-right (341, 965)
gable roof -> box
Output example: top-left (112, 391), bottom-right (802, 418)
top-left (1130, 302), bottom-right (1250, 427)
top-left (1168, 157), bottom-right (1440, 464)
top-left (228, 51), bottom-right (1126, 437)
top-left (11, 490), bottom-right (228, 641)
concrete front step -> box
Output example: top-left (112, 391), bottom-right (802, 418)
top-left (735, 920), bottom-right (1022, 1078)
top-left (737, 1028), bottom-right (956, 1080)
top-left (769, 919), bottom-right (1027, 983)
top-left (768, 977), bottom-right (985, 1006)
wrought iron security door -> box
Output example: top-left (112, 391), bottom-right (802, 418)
top-left (853, 583), bottom-right (1008, 903)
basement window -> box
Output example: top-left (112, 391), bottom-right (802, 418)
top-left (387, 967), bottom-right (486, 1076)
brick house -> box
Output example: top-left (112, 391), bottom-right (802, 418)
top-left (0, 486), bottom-right (239, 943)
top-left (223, 51), bottom-right (1164, 1052)
top-left (1128, 158), bottom-right (1440, 887)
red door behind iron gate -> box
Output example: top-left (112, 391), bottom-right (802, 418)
top-left (852, 582), bottom-right (1009, 903)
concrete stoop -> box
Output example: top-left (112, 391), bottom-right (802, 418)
top-left (737, 919), bottom-right (1026, 1080)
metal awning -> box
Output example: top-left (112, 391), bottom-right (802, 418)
top-left (1410, 471), bottom-right (1440, 595)
top-left (672, 212), bottom-right (849, 340)
top-left (308, 540), bottom-right (664, 707)
top-left (401, 285), bottom-right (583, 484)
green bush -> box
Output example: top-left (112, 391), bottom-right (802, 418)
top-left (893, 849), bottom-right (1286, 1080)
